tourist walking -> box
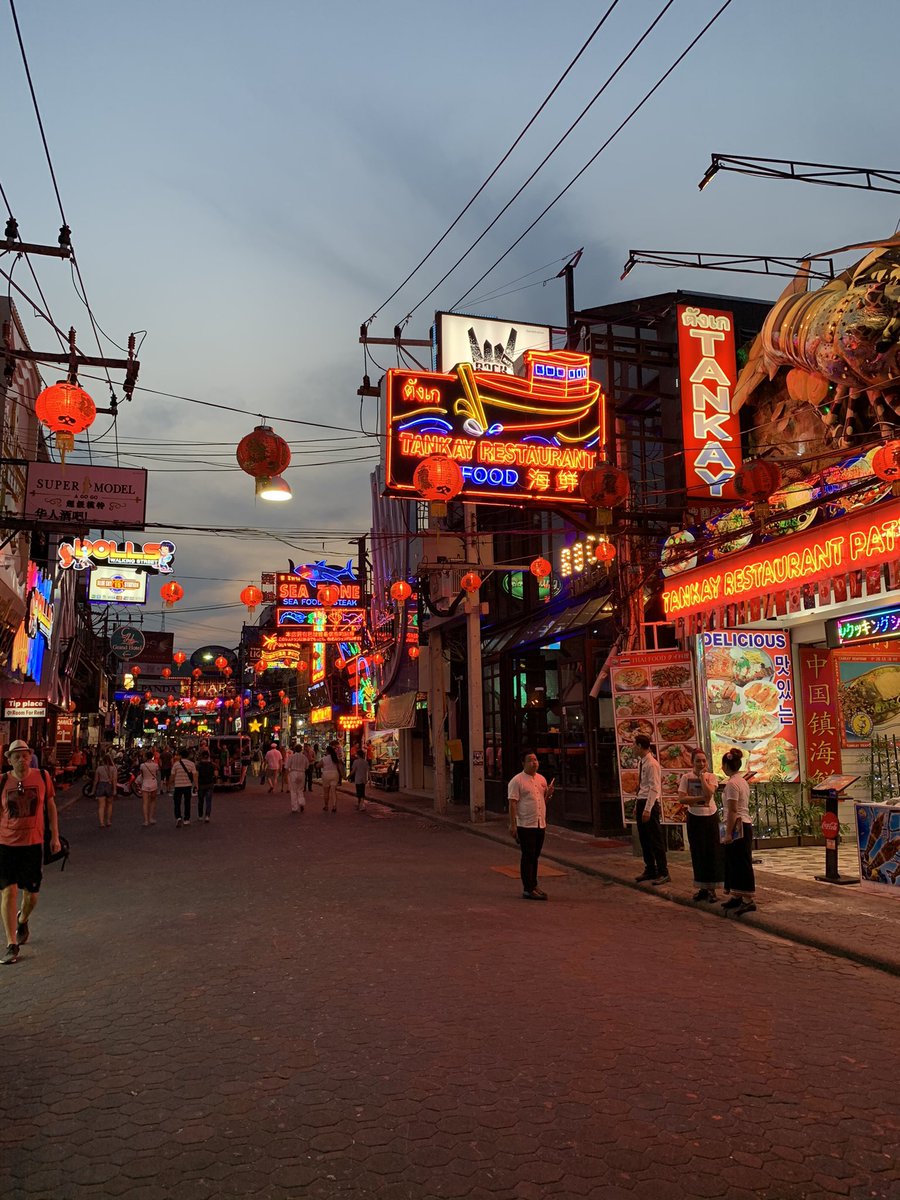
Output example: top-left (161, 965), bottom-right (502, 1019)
top-left (0, 740), bottom-right (61, 965)
top-left (507, 750), bottom-right (553, 900)
top-left (94, 752), bottom-right (118, 828)
top-left (350, 747), bottom-right (368, 811)
top-left (138, 750), bottom-right (160, 827)
top-left (320, 745), bottom-right (342, 813)
top-left (285, 744), bottom-right (308, 814)
top-left (633, 734), bottom-right (669, 884)
top-left (720, 748), bottom-right (756, 916)
top-left (678, 749), bottom-right (723, 902)
top-left (196, 750), bottom-right (216, 822)
top-left (159, 745), bottom-right (173, 795)
top-left (264, 743), bottom-right (283, 793)
top-left (171, 750), bottom-right (196, 827)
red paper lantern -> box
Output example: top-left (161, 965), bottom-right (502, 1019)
top-left (594, 537), bottom-right (616, 564)
top-left (161, 667), bottom-right (172, 679)
top-left (131, 666), bottom-right (141, 678)
top-left (235, 424), bottom-right (291, 479)
top-left (240, 584), bottom-right (263, 615)
top-left (297, 660), bottom-right (308, 672)
top-left (214, 655), bottom-right (228, 672)
top-left (408, 645), bottom-right (420, 659)
top-left (334, 657), bottom-right (345, 670)
top-left (144, 691), bottom-right (152, 701)
top-left (35, 381), bottom-right (96, 463)
top-left (872, 441), bottom-right (900, 482)
top-left (254, 660), bottom-right (266, 674)
top-left (413, 454), bottom-right (464, 501)
top-left (160, 580), bottom-right (184, 608)
top-left (167, 694), bottom-right (176, 705)
top-left (529, 557), bottom-right (551, 579)
top-left (318, 584), bottom-right (340, 607)
top-left (256, 693), bottom-right (265, 705)
top-left (192, 668), bottom-right (202, 679)
top-left (173, 651), bottom-right (187, 666)
top-left (130, 695), bottom-right (141, 705)
top-left (223, 666), bottom-right (233, 678)
top-left (579, 464), bottom-right (630, 508)
top-left (372, 652), bottom-right (384, 666)
top-left (461, 572), bottom-right (482, 593)
top-left (733, 459), bottom-right (783, 503)
top-left (390, 580), bottom-right (412, 603)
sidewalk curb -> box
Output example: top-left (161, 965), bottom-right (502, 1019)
top-left (378, 794), bottom-right (900, 979)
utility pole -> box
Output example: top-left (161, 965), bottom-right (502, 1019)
top-left (464, 505), bottom-right (485, 823)
top-left (428, 626), bottom-right (448, 815)
top-left (557, 248), bottom-right (584, 349)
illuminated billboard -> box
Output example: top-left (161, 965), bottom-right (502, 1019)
top-left (384, 350), bottom-right (604, 505)
top-left (432, 312), bottom-right (552, 374)
top-left (677, 305), bottom-right (742, 499)
top-left (88, 566), bottom-right (148, 605)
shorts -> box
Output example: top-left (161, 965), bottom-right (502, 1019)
top-left (0, 843), bottom-right (44, 893)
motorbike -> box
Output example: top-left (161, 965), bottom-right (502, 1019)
top-left (82, 764), bottom-right (141, 799)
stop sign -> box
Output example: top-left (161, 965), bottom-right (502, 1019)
top-left (821, 812), bottom-right (840, 839)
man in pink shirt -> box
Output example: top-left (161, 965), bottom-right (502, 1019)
top-left (1, 739), bottom-right (61, 965)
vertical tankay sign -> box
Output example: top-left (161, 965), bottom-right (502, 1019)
top-left (677, 305), bottom-right (742, 499)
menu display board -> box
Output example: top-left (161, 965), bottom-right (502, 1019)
top-left (832, 648), bottom-right (900, 748)
top-left (700, 630), bottom-right (799, 781)
top-left (610, 649), bottom-right (698, 825)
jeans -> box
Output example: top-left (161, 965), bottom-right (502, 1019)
top-left (198, 787), bottom-right (213, 819)
top-left (636, 799), bottom-right (667, 876)
top-left (173, 787), bottom-right (192, 822)
top-left (517, 826), bottom-right (545, 893)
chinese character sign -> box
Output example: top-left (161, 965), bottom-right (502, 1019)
top-left (700, 630), bottom-right (799, 781)
top-left (798, 646), bottom-right (842, 779)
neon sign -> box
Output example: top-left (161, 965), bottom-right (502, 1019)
top-left (663, 500), bottom-right (900, 619)
top-left (310, 705), bottom-right (333, 724)
top-left (11, 561), bottom-right (54, 681)
top-left (677, 305), bottom-right (742, 499)
top-left (338, 715), bottom-right (364, 730)
top-left (276, 571), bottom-right (362, 613)
top-left (58, 538), bottom-right (176, 574)
top-left (384, 350), bottom-right (605, 505)
top-left (828, 604), bottom-right (900, 648)
top-left (560, 535), bottom-right (602, 578)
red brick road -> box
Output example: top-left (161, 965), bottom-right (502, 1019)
top-left (1, 778), bottom-right (897, 1199)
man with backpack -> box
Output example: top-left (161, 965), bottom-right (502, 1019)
top-left (1, 739), bottom-right (61, 964)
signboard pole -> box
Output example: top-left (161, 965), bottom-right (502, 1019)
top-left (814, 786), bottom-right (858, 885)
top-left (429, 629), bottom-right (449, 815)
top-left (465, 505), bottom-right (485, 824)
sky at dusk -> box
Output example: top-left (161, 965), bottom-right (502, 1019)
top-left (2, 0), bottom-right (897, 650)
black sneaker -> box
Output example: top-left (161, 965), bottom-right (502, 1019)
top-left (721, 897), bottom-right (742, 910)
top-left (651, 874), bottom-right (671, 885)
top-left (1, 944), bottom-right (19, 965)
top-left (15, 914), bottom-right (29, 944)
top-left (522, 891), bottom-right (537, 900)
top-left (732, 901), bottom-right (757, 916)
top-left (692, 890), bottom-right (709, 902)
top-left (634, 871), bottom-right (655, 883)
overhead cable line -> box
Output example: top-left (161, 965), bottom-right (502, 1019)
top-left (451, 0), bottom-right (737, 310)
top-left (400, 0), bottom-right (677, 323)
top-left (364, 1), bottom-right (621, 326)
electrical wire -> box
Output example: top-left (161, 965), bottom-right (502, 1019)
top-left (400, 0), bottom-right (676, 323)
top-left (451, 0), bottom-right (737, 309)
top-left (364, 2), bottom-right (621, 326)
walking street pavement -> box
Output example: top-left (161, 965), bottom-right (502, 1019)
top-left (1, 774), bottom-right (898, 1200)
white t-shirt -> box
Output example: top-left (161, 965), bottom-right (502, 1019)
top-left (139, 760), bottom-right (160, 793)
top-left (678, 769), bottom-right (718, 816)
top-left (171, 758), bottom-right (196, 789)
top-left (723, 774), bottom-right (751, 823)
top-left (265, 748), bottom-right (283, 771)
top-left (507, 771), bottom-right (548, 829)
top-left (286, 751), bottom-right (308, 774)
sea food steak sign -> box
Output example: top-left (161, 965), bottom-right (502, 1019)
top-left (383, 349), bottom-right (605, 505)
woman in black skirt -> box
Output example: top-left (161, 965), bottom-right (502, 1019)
top-left (678, 749), bottom-right (723, 902)
top-left (720, 747), bottom-right (756, 916)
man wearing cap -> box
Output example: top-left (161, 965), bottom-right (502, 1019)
top-left (0, 739), bottom-right (60, 965)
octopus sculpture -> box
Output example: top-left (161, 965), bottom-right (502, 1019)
top-left (734, 234), bottom-right (900, 446)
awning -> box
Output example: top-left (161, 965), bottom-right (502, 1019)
top-left (482, 593), bottom-right (612, 657)
top-left (376, 690), bottom-right (418, 729)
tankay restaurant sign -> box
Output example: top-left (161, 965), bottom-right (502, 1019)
top-left (663, 499), bottom-right (900, 620)
top-left (24, 463), bottom-right (148, 529)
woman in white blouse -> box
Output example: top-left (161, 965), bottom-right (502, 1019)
top-left (678, 749), bottom-right (723, 903)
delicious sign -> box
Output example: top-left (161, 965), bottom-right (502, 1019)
top-left (663, 501), bottom-right (900, 619)
top-left (384, 350), bottom-right (604, 505)
top-left (677, 305), bottom-right (741, 499)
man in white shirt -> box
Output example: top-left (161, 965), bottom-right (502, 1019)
top-left (507, 751), bottom-right (555, 901)
top-left (285, 744), bottom-right (309, 814)
top-left (264, 744), bottom-right (283, 794)
top-left (633, 734), bottom-right (669, 884)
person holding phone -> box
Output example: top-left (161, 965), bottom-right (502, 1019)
top-left (507, 751), bottom-right (555, 900)
top-left (678, 749), bottom-right (723, 902)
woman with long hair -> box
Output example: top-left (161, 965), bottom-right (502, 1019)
top-left (720, 747), bottom-right (756, 916)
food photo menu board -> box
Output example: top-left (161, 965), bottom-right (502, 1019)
top-left (610, 649), bottom-right (699, 825)
top-left (699, 630), bottom-right (799, 781)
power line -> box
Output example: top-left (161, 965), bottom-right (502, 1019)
top-left (400, 0), bottom-right (676, 323)
top-left (451, 0), bottom-right (737, 310)
top-left (364, 2), bottom-right (621, 326)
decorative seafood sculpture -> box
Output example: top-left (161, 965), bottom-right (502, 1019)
top-left (733, 234), bottom-right (900, 445)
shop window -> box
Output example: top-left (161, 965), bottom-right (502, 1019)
top-left (482, 660), bottom-right (504, 781)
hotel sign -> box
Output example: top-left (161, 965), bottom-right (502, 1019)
top-left (4, 699), bottom-right (47, 719)
top-left (677, 305), bottom-right (742, 499)
top-left (384, 350), bottom-right (605, 506)
top-left (663, 500), bottom-right (900, 620)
